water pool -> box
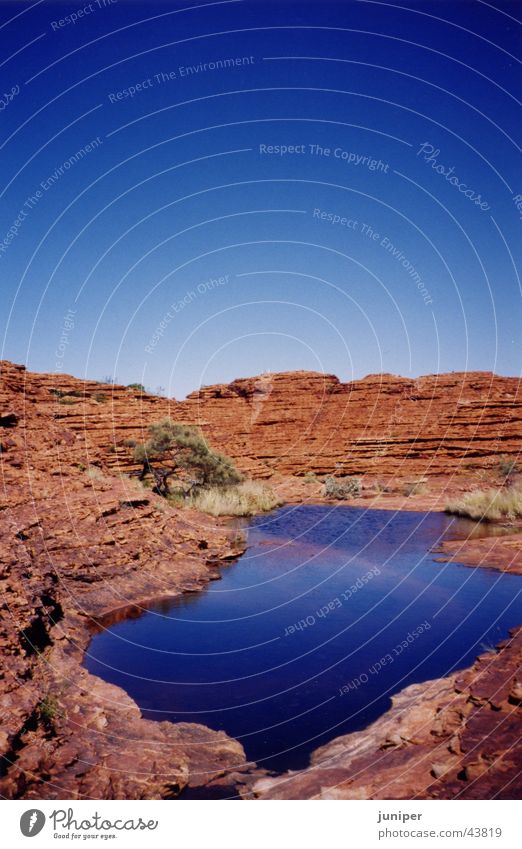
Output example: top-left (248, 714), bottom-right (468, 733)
top-left (85, 506), bottom-right (522, 772)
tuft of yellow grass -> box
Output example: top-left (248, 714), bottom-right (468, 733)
top-left (445, 483), bottom-right (522, 522)
top-left (402, 478), bottom-right (429, 497)
top-left (191, 481), bottom-right (281, 517)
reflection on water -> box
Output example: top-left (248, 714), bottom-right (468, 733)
top-left (85, 506), bottom-right (522, 773)
top-left (443, 517), bottom-right (522, 540)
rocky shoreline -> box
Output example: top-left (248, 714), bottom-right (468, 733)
top-left (243, 625), bottom-right (522, 800)
top-left (241, 517), bottom-right (522, 800)
top-left (434, 530), bottom-right (522, 576)
top-left (0, 475), bottom-right (252, 800)
top-left (1, 361), bottom-right (521, 799)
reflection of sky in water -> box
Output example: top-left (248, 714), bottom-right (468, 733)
top-left (86, 507), bottom-right (522, 772)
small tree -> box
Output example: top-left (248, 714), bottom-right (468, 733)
top-left (133, 419), bottom-right (242, 496)
top-left (128, 382), bottom-right (146, 393)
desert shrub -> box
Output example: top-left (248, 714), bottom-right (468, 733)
top-left (165, 490), bottom-right (186, 508)
top-left (93, 393), bottom-right (107, 403)
top-left (190, 481), bottom-right (281, 517)
top-left (86, 466), bottom-right (104, 480)
top-left (499, 456), bottom-right (518, 477)
top-left (373, 480), bottom-right (390, 493)
top-left (50, 388), bottom-right (83, 399)
top-left (446, 483), bottom-right (522, 522)
top-left (58, 397), bottom-right (78, 405)
top-left (122, 438), bottom-right (137, 447)
top-left (323, 475), bottom-right (361, 499)
top-left (37, 695), bottom-right (63, 730)
top-left (402, 478), bottom-right (428, 497)
top-left (128, 383), bottom-right (146, 392)
top-left (134, 419), bottom-right (242, 494)
top-left (303, 471), bottom-right (319, 484)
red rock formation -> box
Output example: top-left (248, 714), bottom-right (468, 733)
top-left (0, 362), bottom-right (249, 798)
top-left (0, 360), bottom-right (521, 799)
top-left (187, 370), bottom-right (522, 479)
top-left (2, 361), bottom-right (520, 482)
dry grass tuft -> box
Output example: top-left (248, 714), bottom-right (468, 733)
top-left (191, 481), bottom-right (281, 517)
top-left (445, 483), bottom-right (522, 521)
top-left (402, 478), bottom-right (429, 497)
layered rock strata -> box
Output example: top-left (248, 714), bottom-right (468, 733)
top-left (1, 361), bottom-right (521, 799)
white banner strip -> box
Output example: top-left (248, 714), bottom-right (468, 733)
top-left (2, 799), bottom-right (519, 848)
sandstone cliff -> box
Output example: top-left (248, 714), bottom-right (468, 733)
top-left (0, 362), bottom-right (248, 798)
top-left (2, 361), bottom-right (520, 482)
top-left (0, 361), bottom-right (521, 799)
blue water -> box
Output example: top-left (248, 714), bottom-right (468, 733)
top-left (85, 506), bottom-right (522, 772)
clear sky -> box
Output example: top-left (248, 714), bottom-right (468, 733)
top-left (0, 0), bottom-right (520, 398)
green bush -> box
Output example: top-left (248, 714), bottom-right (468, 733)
top-left (49, 388), bottom-right (83, 399)
top-left (499, 456), bottom-right (518, 477)
top-left (128, 383), bottom-right (146, 392)
top-left (37, 695), bottom-right (63, 730)
top-left (134, 419), bottom-right (242, 494)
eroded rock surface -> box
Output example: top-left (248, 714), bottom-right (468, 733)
top-left (1, 361), bottom-right (521, 799)
top-left (2, 362), bottom-right (520, 481)
top-left (0, 364), bottom-right (249, 798)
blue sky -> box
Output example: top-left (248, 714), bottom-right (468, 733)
top-left (0, 0), bottom-right (520, 397)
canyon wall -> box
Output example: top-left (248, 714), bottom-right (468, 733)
top-left (0, 360), bottom-right (521, 799)
top-left (0, 361), bottom-right (248, 799)
top-left (1, 361), bottom-right (521, 482)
